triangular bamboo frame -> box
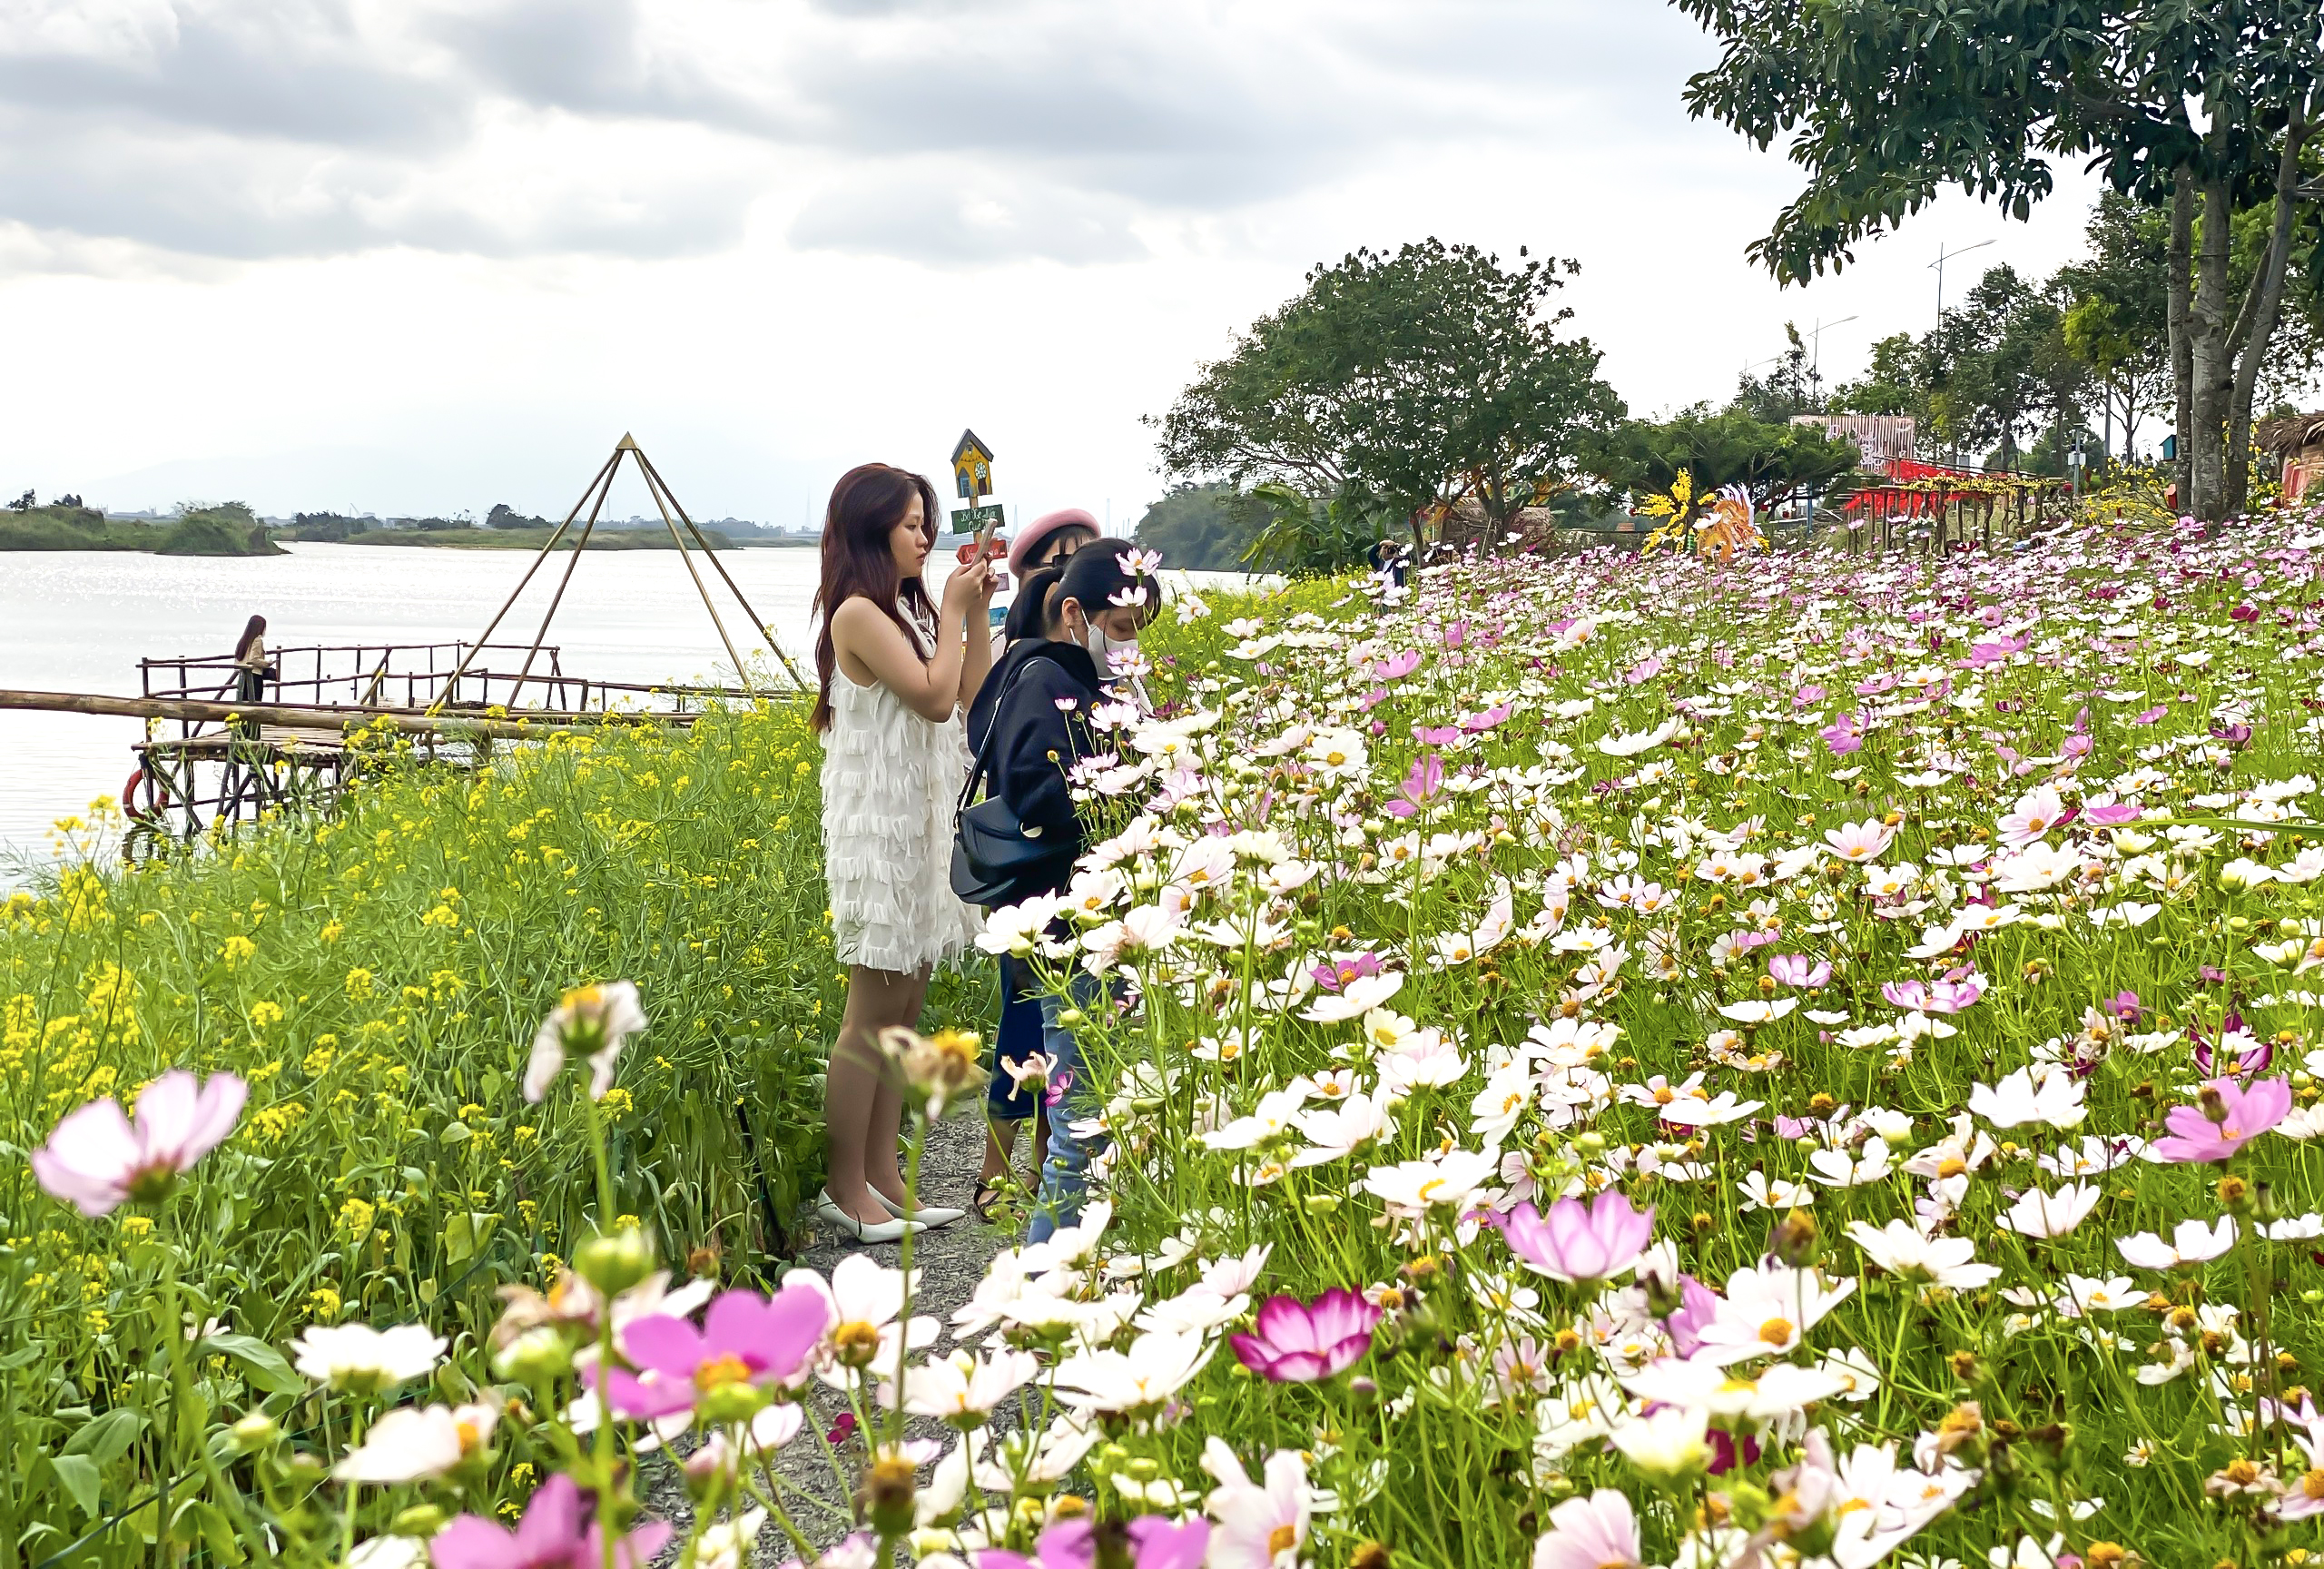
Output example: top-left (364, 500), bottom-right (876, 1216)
top-left (429, 434), bottom-right (810, 715)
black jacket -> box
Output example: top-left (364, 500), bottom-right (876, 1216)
top-left (964, 638), bottom-right (1106, 894)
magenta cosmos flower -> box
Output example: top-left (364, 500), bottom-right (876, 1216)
top-left (2154, 1077), bottom-right (2292, 1164)
top-left (607, 1283), bottom-right (831, 1419)
top-left (32, 1070), bottom-right (247, 1218)
top-left (430, 1475), bottom-right (669, 1569)
top-left (1229, 1289), bottom-right (1384, 1382)
top-left (1493, 1190), bottom-right (1654, 1284)
top-left (978, 1516), bottom-right (1210, 1569)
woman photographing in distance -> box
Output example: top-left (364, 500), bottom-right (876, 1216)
top-left (812, 463), bottom-right (993, 1242)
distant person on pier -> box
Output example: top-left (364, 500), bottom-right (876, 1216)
top-left (812, 462), bottom-right (993, 1244)
top-left (231, 616), bottom-right (273, 703)
top-left (964, 540), bottom-right (1159, 1242)
top-left (230, 615), bottom-right (275, 737)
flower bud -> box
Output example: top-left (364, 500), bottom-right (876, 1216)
top-left (2199, 1085), bottom-right (2230, 1125)
top-left (390, 1505), bottom-right (448, 1538)
top-left (1768, 1209), bottom-right (1819, 1268)
top-left (492, 1325), bottom-right (575, 1384)
top-left (227, 1412), bottom-right (281, 1455)
top-left (862, 1456), bottom-right (919, 1538)
top-left (574, 1228), bottom-right (656, 1296)
top-left (684, 1433), bottom-right (738, 1501)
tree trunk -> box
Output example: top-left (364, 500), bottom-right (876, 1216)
top-left (2224, 103), bottom-right (2314, 519)
top-left (2188, 170), bottom-right (2236, 521)
top-left (2168, 171), bottom-right (2195, 507)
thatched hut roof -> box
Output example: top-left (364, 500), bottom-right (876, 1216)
top-left (2256, 412), bottom-right (2324, 458)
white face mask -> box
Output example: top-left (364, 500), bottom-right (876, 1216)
top-left (1083, 623), bottom-right (1137, 676)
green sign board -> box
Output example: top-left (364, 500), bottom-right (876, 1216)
top-left (950, 503), bottom-right (1005, 533)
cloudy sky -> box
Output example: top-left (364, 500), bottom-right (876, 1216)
top-left (1, 0), bottom-right (2103, 528)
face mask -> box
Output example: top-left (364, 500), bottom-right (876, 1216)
top-left (1082, 622), bottom-right (1137, 676)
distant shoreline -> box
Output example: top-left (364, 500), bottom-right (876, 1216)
top-left (340, 526), bottom-right (745, 551)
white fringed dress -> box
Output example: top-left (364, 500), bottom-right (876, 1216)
top-left (820, 601), bottom-right (983, 974)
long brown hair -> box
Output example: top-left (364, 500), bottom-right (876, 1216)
top-left (811, 463), bottom-right (940, 731)
top-left (232, 615), bottom-right (266, 661)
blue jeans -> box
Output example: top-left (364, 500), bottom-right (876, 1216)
top-left (1027, 972), bottom-right (1107, 1244)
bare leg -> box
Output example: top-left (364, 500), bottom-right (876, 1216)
top-left (824, 963), bottom-right (929, 1226)
top-left (978, 1120), bottom-right (1020, 1188)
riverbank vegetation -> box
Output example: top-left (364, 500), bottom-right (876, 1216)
top-left (0, 501), bottom-right (282, 557)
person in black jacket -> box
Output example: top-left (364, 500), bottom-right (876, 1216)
top-left (962, 541), bottom-right (1157, 1241)
top-left (970, 559), bottom-right (1068, 1219)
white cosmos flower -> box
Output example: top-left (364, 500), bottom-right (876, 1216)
top-left (895, 1347), bottom-right (1040, 1424)
top-left (1967, 1066), bottom-right (2086, 1130)
top-left (524, 980), bottom-right (647, 1103)
top-left (2056, 1275), bottom-right (2143, 1316)
top-left (332, 1400), bottom-right (500, 1482)
top-left (1358, 1148), bottom-right (1497, 1214)
top-left (1655, 1091), bottom-right (1764, 1129)
top-left (1807, 1138), bottom-right (1893, 1187)
top-left (1994, 841), bottom-right (2081, 893)
top-left (1052, 1329), bottom-right (1215, 1416)
top-left (1717, 997), bottom-right (1799, 1023)
top-left (1375, 1031), bottom-right (1469, 1100)
top-left (1596, 717), bottom-right (1682, 757)
top-left (1608, 1403), bottom-right (1711, 1478)
top-left (1846, 1219), bottom-right (2002, 1288)
top-left (2000, 1182), bottom-right (2103, 1239)
top-left (1822, 819), bottom-right (1896, 862)
top-left (1691, 1262), bottom-right (1856, 1366)
top-left (1289, 1093), bottom-right (1396, 1167)
top-left (2115, 1216), bottom-right (2237, 1270)
top-left (1736, 1171), bottom-right (1816, 1213)
top-left (1302, 971), bottom-right (1405, 1023)
top-left (1203, 1439), bottom-right (1314, 1569)
top-left (1620, 1355), bottom-right (1846, 1419)
top-left (291, 1323), bottom-right (447, 1394)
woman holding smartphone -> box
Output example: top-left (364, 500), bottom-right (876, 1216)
top-left (813, 462), bottom-right (993, 1242)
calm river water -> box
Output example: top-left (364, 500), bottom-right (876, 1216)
top-left (0, 542), bottom-right (1239, 879)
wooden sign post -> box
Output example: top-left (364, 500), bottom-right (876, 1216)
top-left (950, 429), bottom-right (1003, 536)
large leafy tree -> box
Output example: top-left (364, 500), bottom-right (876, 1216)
top-left (2055, 193), bottom-right (2171, 459)
top-left (1671, 0), bottom-right (2323, 519)
top-left (1153, 239), bottom-right (1623, 540)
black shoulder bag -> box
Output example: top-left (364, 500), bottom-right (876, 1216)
top-left (951, 656), bottom-right (1078, 907)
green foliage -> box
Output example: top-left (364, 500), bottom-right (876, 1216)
top-left (0, 701), bottom-right (926, 1552)
top-left (486, 503), bottom-right (547, 530)
top-left (1583, 405), bottom-right (1863, 508)
top-left (158, 504), bottom-right (282, 558)
top-left (1916, 264), bottom-right (2084, 469)
top-left (1154, 238), bottom-right (1622, 528)
top-left (1829, 333), bottom-right (1928, 419)
top-left (280, 512), bottom-right (367, 542)
top-left (1239, 482), bottom-right (1390, 577)
top-left (1130, 483), bottom-right (1276, 572)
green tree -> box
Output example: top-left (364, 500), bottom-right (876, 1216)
top-left (1915, 265), bottom-right (2086, 469)
top-left (1729, 324), bottom-right (1818, 421)
top-left (1672, 0), bottom-right (2324, 519)
top-left (1831, 334), bottom-right (1930, 421)
top-left (1154, 239), bottom-right (1623, 542)
top-left (487, 502), bottom-right (547, 530)
top-left (1131, 484), bottom-right (1275, 571)
top-left (2055, 192), bottom-right (2171, 459)
top-left (1584, 405), bottom-right (1863, 509)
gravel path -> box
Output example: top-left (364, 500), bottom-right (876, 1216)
top-left (642, 1103), bottom-right (1027, 1563)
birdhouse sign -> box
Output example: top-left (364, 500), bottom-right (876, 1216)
top-left (950, 430), bottom-right (995, 502)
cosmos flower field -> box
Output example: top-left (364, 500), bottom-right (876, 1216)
top-left (14, 505), bottom-right (2324, 1569)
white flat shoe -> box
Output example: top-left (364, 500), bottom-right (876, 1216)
top-left (873, 1191), bottom-right (965, 1228)
top-left (816, 1189), bottom-right (923, 1244)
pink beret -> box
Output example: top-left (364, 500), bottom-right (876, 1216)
top-left (1007, 508), bottom-right (1101, 577)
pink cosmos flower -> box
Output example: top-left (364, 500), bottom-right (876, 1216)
top-left (2191, 1012), bottom-right (2272, 1077)
top-left (1384, 755), bottom-right (1445, 819)
top-left (1375, 649), bottom-right (1422, 679)
top-left (1881, 978), bottom-right (1982, 1014)
top-left (1531, 1489), bottom-right (1641, 1569)
top-left (607, 1284), bottom-right (832, 1419)
top-left (979, 1517), bottom-right (1210, 1569)
top-left (1818, 713), bottom-right (1865, 755)
top-left (1413, 725), bottom-right (1461, 745)
top-left (2130, 705), bottom-right (2167, 725)
top-left (429, 1475), bottom-right (669, 1569)
top-left (2084, 802), bottom-right (2143, 825)
top-left (2154, 1077), bottom-right (2291, 1164)
top-left (1311, 952), bottom-right (1382, 992)
top-left (1460, 703), bottom-right (1513, 733)
top-left (1230, 1289), bottom-right (1384, 1382)
top-left (32, 1070), bottom-right (247, 1218)
top-left (1494, 1190), bottom-right (1654, 1283)
top-left (1767, 954), bottom-right (1831, 989)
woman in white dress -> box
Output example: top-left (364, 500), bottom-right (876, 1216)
top-left (812, 463), bottom-right (993, 1241)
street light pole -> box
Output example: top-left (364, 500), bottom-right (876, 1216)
top-left (1928, 238), bottom-right (1996, 317)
